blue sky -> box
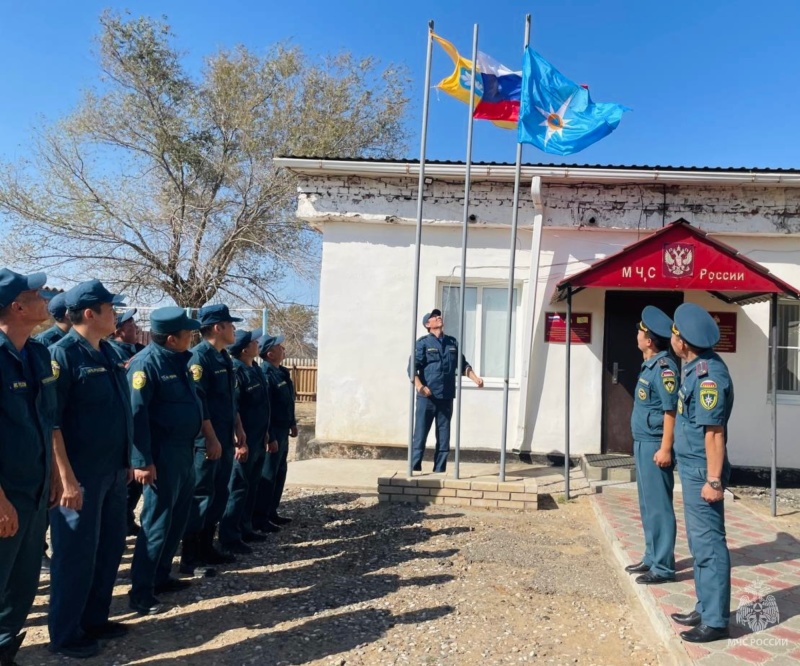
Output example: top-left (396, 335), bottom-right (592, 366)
top-left (2, 0), bottom-right (800, 302)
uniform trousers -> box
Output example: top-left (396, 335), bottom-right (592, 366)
top-left (633, 439), bottom-right (676, 577)
top-left (220, 444), bottom-right (266, 544)
top-left (0, 502), bottom-right (47, 651)
top-left (130, 446), bottom-right (195, 600)
top-left (48, 468), bottom-right (127, 647)
top-left (678, 462), bottom-right (731, 628)
top-left (254, 427), bottom-right (289, 527)
top-left (412, 396), bottom-right (453, 472)
top-left (185, 445), bottom-right (234, 538)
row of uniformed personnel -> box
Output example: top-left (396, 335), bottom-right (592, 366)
top-left (0, 270), bottom-right (296, 663)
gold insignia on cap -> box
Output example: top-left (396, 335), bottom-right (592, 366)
top-left (132, 371), bottom-right (146, 390)
top-left (51, 360), bottom-right (60, 379)
top-left (190, 364), bottom-right (203, 382)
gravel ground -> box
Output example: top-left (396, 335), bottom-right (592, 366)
top-left (20, 489), bottom-right (664, 666)
top-left (729, 483), bottom-right (800, 515)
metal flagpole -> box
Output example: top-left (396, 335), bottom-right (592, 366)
top-left (454, 24), bottom-right (479, 481)
top-left (499, 14), bottom-right (532, 483)
top-left (770, 293), bottom-right (778, 516)
top-left (407, 21), bottom-right (435, 478)
top-left (565, 289), bottom-right (572, 500)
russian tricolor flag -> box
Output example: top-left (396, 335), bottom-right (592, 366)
top-left (473, 51), bottom-right (522, 125)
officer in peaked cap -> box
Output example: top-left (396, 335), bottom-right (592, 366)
top-left (35, 292), bottom-right (73, 347)
top-left (180, 304), bottom-right (247, 572)
top-left (252, 333), bottom-right (296, 532)
top-left (219, 329), bottom-right (271, 551)
top-left (408, 308), bottom-right (484, 473)
top-left (47, 279), bottom-right (132, 658)
top-left (127, 307), bottom-right (203, 616)
top-left (668, 303), bottom-right (734, 643)
top-left (0, 269), bottom-right (59, 666)
top-left (625, 306), bottom-right (679, 587)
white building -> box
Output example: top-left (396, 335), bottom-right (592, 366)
top-left (276, 157), bottom-right (800, 470)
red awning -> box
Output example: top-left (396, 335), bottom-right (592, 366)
top-left (553, 219), bottom-right (800, 304)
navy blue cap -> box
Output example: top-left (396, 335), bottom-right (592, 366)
top-left (116, 308), bottom-right (137, 329)
top-left (65, 279), bottom-right (126, 311)
top-left (422, 308), bottom-right (442, 328)
top-left (258, 334), bottom-right (285, 355)
top-left (0, 269), bottom-right (47, 308)
top-left (47, 292), bottom-right (68, 319)
top-left (227, 329), bottom-right (260, 356)
top-left (197, 304), bottom-right (243, 327)
top-left (150, 306), bottom-right (201, 335)
top-left (639, 305), bottom-right (673, 339)
top-left (673, 303), bottom-right (720, 349)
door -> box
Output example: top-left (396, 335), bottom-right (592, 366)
top-left (602, 291), bottom-right (683, 454)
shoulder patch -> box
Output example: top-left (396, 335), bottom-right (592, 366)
top-left (699, 379), bottom-right (718, 410)
top-left (696, 360), bottom-right (709, 377)
top-left (190, 364), bottom-right (203, 382)
top-left (51, 360), bottom-right (60, 379)
top-left (132, 371), bottom-right (146, 390)
top-left (661, 368), bottom-right (677, 393)
top-left (658, 357), bottom-right (669, 367)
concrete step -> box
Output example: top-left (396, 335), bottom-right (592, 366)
top-left (581, 453), bottom-right (637, 483)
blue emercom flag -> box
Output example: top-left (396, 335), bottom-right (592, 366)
top-left (517, 47), bottom-right (630, 155)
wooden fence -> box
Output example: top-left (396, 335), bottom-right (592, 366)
top-left (285, 357), bottom-right (318, 402)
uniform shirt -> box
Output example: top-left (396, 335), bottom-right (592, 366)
top-left (630, 350), bottom-right (679, 442)
top-left (127, 342), bottom-right (203, 468)
top-left (189, 340), bottom-right (237, 449)
top-left (674, 351), bottom-right (734, 466)
top-left (34, 324), bottom-right (67, 347)
top-left (50, 329), bottom-right (133, 477)
top-left (0, 331), bottom-right (57, 509)
top-left (264, 362), bottom-right (296, 439)
top-left (233, 358), bottom-right (271, 450)
top-left (411, 333), bottom-right (471, 400)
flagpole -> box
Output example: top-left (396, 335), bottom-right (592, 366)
top-left (453, 24), bottom-right (479, 481)
top-left (499, 14), bottom-right (531, 483)
top-left (408, 20), bottom-right (435, 478)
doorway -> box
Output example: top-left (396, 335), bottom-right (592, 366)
top-left (602, 291), bottom-right (684, 454)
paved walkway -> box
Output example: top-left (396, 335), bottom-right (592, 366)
top-left (593, 487), bottom-right (800, 665)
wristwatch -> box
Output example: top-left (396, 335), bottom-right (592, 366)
top-left (707, 479), bottom-right (722, 490)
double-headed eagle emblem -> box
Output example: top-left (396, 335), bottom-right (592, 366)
top-left (663, 243), bottom-right (694, 277)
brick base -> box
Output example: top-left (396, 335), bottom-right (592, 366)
top-left (377, 472), bottom-right (538, 510)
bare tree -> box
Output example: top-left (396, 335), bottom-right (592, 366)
top-left (0, 11), bottom-right (409, 307)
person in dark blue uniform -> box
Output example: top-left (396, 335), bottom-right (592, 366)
top-left (127, 307), bottom-right (203, 616)
top-left (108, 308), bottom-right (147, 537)
top-left (219, 329), bottom-right (271, 552)
top-left (668, 303), bottom-right (734, 643)
top-left (410, 309), bottom-right (484, 473)
top-left (180, 304), bottom-right (247, 572)
top-left (0, 269), bottom-right (59, 666)
top-left (47, 280), bottom-right (132, 658)
top-left (253, 335), bottom-right (295, 532)
top-left (625, 306), bottom-right (679, 585)
top-left (34, 292), bottom-right (72, 347)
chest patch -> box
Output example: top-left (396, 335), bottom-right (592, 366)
top-left (677, 398), bottom-right (683, 415)
top-left (51, 360), bottom-right (60, 379)
top-left (132, 371), bottom-right (146, 390)
top-left (637, 387), bottom-right (647, 401)
top-left (190, 364), bottom-right (203, 381)
top-left (699, 379), bottom-right (718, 410)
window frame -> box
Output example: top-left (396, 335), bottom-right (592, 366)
top-left (437, 278), bottom-right (524, 386)
top-left (769, 299), bottom-right (800, 403)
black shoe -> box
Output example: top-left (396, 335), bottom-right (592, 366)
top-left (241, 530), bottom-right (268, 543)
top-left (154, 577), bottom-right (192, 594)
top-left (177, 562), bottom-right (217, 578)
top-left (636, 571), bottom-right (675, 585)
top-left (84, 621), bottom-right (129, 640)
top-left (41, 554), bottom-right (52, 571)
top-left (432, 468), bottom-right (446, 473)
top-left (221, 540), bottom-right (253, 555)
top-left (0, 631), bottom-right (25, 666)
top-left (412, 465), bottom-right (421, 472)
top-left (269, 515), bottom-right (292, 526)
top-left (127, 523), bottom-right (140, 537)
top-left (670, 610), bottom-right (702, 627)
top-left (262, 522), bottom-right (281, 534)
top-left (624, 561), bottom-right (650, 574)
top-left (48, 637), bottom-right (100, 659)
top-left (128, 594), bottom-right (165, 616)
top-left (201, 545), bottom-right (236, 565)
top-left (680, 624), bottom-right (729, 643)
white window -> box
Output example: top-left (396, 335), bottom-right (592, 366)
top-left (440, 283), bottom-right (520, 380)
top-left (771, 301), bottom-right (800, 394)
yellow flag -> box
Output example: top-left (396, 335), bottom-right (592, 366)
top-left (432, 33), bottom-right (516, 130)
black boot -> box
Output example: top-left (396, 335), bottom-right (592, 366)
top-left (179, 533), bottom-right (200, 574)
top-left (0, 631), bottom-right (25, 666)
top-left (199, 527), bottom-right (236, 565)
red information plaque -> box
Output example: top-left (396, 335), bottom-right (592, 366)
top-left (544, 312), bottom-right (592, 344)
top-left (710, 312), bottom-right (737, 353)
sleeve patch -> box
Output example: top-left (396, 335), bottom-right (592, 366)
top-left (661, 368), bottom-right (677, 393)
top-left (132, 371), bottom-right (147, 390)
top-left (190, 364), bottom-right (203, 381)
top-left (699, 379), bottom-right (718, 410)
